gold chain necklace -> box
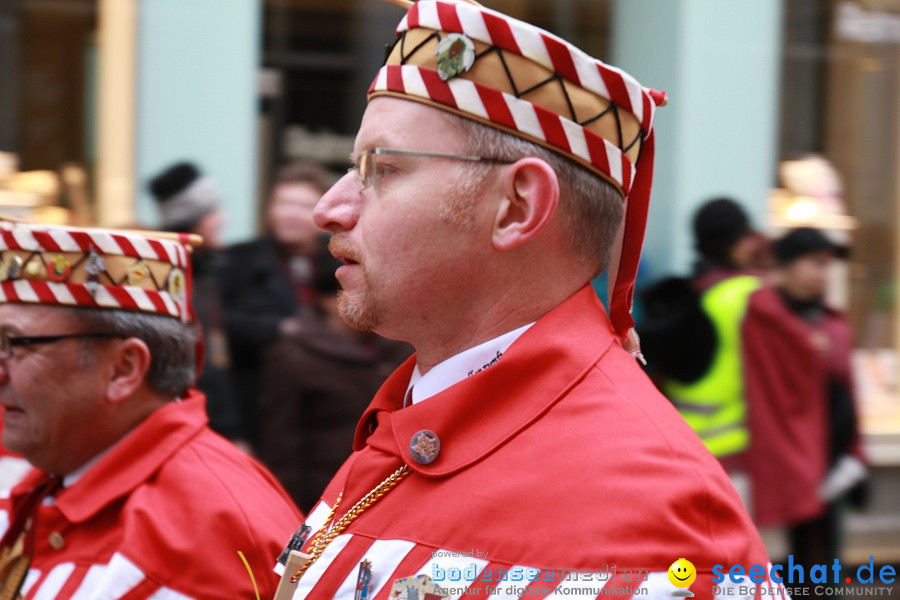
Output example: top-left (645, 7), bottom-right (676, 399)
top-left (290, 464), bottom-right (411, 582)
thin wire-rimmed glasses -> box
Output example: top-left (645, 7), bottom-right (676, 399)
top-left (350, 148), bottom-right (514, 190)
top-left (0, 332), bottom-right (125, 360)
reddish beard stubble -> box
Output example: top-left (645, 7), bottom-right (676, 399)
top-left (328, 237), bottom-right (387, 332)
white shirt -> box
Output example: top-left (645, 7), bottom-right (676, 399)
top-left (0, 456), bottom-right (31, 495)
top-left (405, 322), bottom-right (535, 405)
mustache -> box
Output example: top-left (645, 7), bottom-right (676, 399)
top-left (328, 237), bottom-right (362, 263)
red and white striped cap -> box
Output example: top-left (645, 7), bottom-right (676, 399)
top-left (369, 0), bottom-right (666, 352)
top-left (0, 219), bottom-right (197, 323)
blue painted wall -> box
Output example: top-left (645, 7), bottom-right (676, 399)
top-left (135, 0), bottom-right (260, 242)
top-left (612, 0), bottom-right (783, 278)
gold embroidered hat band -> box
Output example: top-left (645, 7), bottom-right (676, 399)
top-left (0, 218), bottom-right (198, 323)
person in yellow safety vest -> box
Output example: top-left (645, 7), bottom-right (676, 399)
top-left (664, 274), bottom-right (761, 463)
top-left (640, 198), bottom-right (768, 479)
top-left (673, 198), bottom-right (769, 471)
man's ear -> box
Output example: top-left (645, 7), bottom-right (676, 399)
top-left (105, 338), bottom-right (153, 404)
top-left (491, 157), bottom-right (560, 252)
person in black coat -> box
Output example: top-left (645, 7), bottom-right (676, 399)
top-left (257, 242), bottom-right (412, 511)
top-left (219, 162), bottom-right (333, 445)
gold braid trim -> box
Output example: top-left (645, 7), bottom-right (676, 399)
top-left (290, 464), bottom-right (411, 582)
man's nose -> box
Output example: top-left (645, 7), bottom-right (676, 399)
top-left (313, 173), bottom-right (362, 233)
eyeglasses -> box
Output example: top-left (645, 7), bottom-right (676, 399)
top-left (349, 148), bottom-right (513, 190)
top-left (0, 332), bottom-right (124, 360)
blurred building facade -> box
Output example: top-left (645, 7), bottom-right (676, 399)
top-left (1, 0), bottom-right (899, 555)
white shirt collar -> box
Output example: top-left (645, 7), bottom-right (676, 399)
top-left (405, 322), bottom-right (535, 405)
top-left (62, 446), bottom-right (109, 488)
top-left (37, 447), bottom-right (109, 506)
top-left (58, 399), bottom-right (179, 490)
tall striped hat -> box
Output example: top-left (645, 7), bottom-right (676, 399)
top-left (0, 219), bottom-right (198, 323)
top-left (369, 0), bottom-right (666, 353)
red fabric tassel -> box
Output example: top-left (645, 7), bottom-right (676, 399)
top-left (609, 132), bottom-right (656, 347)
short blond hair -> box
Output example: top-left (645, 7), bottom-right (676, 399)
top-left (455, 116), bottom-right (623, 275)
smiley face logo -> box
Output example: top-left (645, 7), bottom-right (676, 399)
top-left (668, 558), bottom-right (697, 588)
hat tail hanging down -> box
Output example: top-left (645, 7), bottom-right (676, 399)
top-left (607, 130), bottom-right (656, 361)
top-left (608, 89), bottom-right (670, 352)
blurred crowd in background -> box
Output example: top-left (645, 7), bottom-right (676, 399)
top-left (144, 158), bottom-right (412, 514)
top-left (0, 0), bottom-right (898, 575)
top-left (640, 197), bottom-right (867, 574)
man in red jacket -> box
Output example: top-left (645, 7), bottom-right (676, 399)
top-left (275, 2), bottom-right (781, 599)
top-left (0, 219), bottom-right (302, 599)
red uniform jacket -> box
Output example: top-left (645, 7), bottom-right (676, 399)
top-left (283, 285), bottom-right (777, 600)
top-left (742, 286), bottom-right (861, 527)
top-left (0, 393), bottom-right (303, 599)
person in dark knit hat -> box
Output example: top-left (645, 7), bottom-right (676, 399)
top-left (743, 227), bottom-right (866, 577)
top-left (149, 161), bottom-right (225, 248)
top-left (693, 197), bottom-right (764, 283)
top-left (147, 162), bottom-right (241, 442)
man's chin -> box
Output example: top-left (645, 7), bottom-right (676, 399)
top-left (336, 291), bottom-right (381, 332)
top-left (1, 431), bottom-right (29, 460)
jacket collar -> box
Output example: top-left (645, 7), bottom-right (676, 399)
top-left (14, 392), bottom-right (209, 523)
top-left (353, 284), bottom-right (618, 478)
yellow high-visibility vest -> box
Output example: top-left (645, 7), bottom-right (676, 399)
top-left (664, 275), bottom-right (761, 458)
